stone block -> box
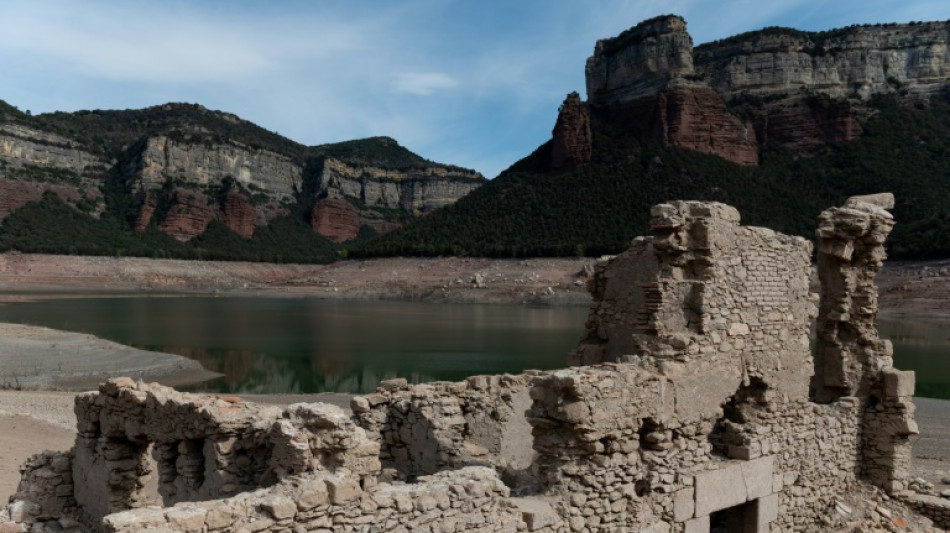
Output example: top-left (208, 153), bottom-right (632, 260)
top-left (845, 193), bottom-right (895, 210)
top-left (643, 521), bottom-right (672, 533)
top-left (296, 478), bottom-right (329, 510)
top-left (260, 495), bottom-right (296, 520)
top-left (883, 369), bottom-right (915, 398)
top-left (695, 464), bottom-right (745, 517)
top-left (165, 505), bottom-right (207, 531)
top-left (512, 497), bottom-right (559, 531)
top-left (673, 487), bottom-right (695, 522)
top-left (684, 516), bottom-right (710, 533)
top-left (327, 477), bottom-right (361, 505)
top-left (741, 456), bottom-right (774, 500)
top-left (754, 493), bottom-right (779, 526)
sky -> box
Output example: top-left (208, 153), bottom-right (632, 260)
top-left (1, 1), bottom-right (948, 178)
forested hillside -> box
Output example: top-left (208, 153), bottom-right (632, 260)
top-left (354, 93), bottom-right (950, 259)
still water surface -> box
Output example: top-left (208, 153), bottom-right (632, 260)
top-left (0, 296), bottom-right (587, 394)
top-left (0, 296), bottom-right (946, 398)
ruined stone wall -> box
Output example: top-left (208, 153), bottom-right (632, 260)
top-left (353, 374), bottom-right (536, 486)
top-left (571, 201), bottom-right (815, 406)
top-left (4, 197), bottom-right (932, 533)
top-left (101, 467), bottom-right (520, 533)
top-left (525, 364), bottom-right (864, 532)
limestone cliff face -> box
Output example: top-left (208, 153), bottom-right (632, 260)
top-left (694, 22), bottom-right (950, 100)
top-left (585, 15), bottom-right (759, 165)
top-left (315, 157), bottom-right (484, 216)
top-left (0, 124), bottom-right (107, 174)
top-left (130, 136), bottom-right (302, 201)
top-left (583, 17), bottom-right (950, 161)
top-left (0, 124), bottom-right (108, 218)
top-left (550, 93), bottom-right (593, 172)
top-left (586, 15), bottom-right (695, 107)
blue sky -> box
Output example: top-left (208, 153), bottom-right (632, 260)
top-left (1, 1), bottom-right (947, 178)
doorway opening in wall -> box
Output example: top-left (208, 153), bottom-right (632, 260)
top-left (710, 500), bottom-right (756, 533)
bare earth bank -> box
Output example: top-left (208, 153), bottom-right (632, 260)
top-left (1, 252), bottom-right (947, 315)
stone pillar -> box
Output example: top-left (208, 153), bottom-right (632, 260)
top-left (812, 193), bottom-right (918, 493)
top-left (813, 193), bottom-right (896, 402)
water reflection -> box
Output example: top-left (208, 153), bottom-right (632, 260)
top-left (0, 295), bottom-right (946, 398)
top-left (0, 297), bottom-right (587, 394)
top-left (878, 317), bottom-right (950, 400)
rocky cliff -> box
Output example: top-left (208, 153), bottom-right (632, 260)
top-left (0, 124), bottom-right (108, 217)
top-left (694, 22), bottom-right (950, 101)
top-left (130, 135), bottom-right (302, 200)
top-left (579, 16), bottom-right (950, 163)
top-left (314, 155), bottom-right (483, 217)
top-left (585, 15), bottom-right (759, 164)
top-left (549, 92), bottom-right (592, 172)
top-left (0, 102), bottom-right (483, 253)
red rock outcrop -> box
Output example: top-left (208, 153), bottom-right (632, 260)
top-left (750, 97), bottom-right (861, 151)
top-left (585, 16), bottom-right (760, 165)
top-left (132, 192), bottom-right (158, 232)
top-left (220, 192), bottom-right (257, 238)
top-left (158, 190), bottom-right (215, 242)
top-left (311, 198), bottom-right (360, 243)
top-left (659, 86), bottom-right (759, 165)
top-left (0, 179), bottom-right (93, 220)
top-left (550, 93), bottom-right (593, 173)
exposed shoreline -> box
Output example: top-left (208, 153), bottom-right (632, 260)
top-left (2, 252), bottom-right (949, 313)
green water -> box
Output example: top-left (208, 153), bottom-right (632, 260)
top-left (0, 296), bottom-right (588, 394)
top-left (877, 318), bottom-right (950, 400)
top-left (0, 296), bottom-right (946, 398)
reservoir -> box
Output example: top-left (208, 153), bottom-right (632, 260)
top-left (0, 296), bottom-right (946, 399)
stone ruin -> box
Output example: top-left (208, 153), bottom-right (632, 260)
top-left (5, 195), bottom-right (950, 532)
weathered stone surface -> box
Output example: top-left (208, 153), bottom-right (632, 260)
top-left (587, 16), bottom-right (950, 161)
top-left (132, 136), bottom-right (301, 201)
top-left (157, 190), bottom-right (216, 242)
top-left (549, 92), bottom-right (592, 173)
top-left (316, 156), bottom-right (483, 217)
top-left (219, 192), bottom-right (257, 238)
top-left (658, 85), bottom-right (759, 165)
top-left (311, 198), bottom-right (360, 243)
top-left (673, 487), bottom-right (695, 522)
top-left (695, 464), bottom-right (747, 517)
top-left (586, 15), bottom-right (695, 107)
top-left (695, 22), bottom-right (950, 101)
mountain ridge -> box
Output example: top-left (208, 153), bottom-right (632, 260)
top-left (354, 15), bottom-right (950, 260)
top-left (0, 100), bottom-right (485, 260)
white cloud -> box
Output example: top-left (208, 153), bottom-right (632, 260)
top-left (0, 2), bottom-right (369, 85)
top-left (393, 73), bottom-right (459, 96)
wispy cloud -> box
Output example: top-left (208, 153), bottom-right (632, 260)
top-left (393, 73), bottom-right (459, 96)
